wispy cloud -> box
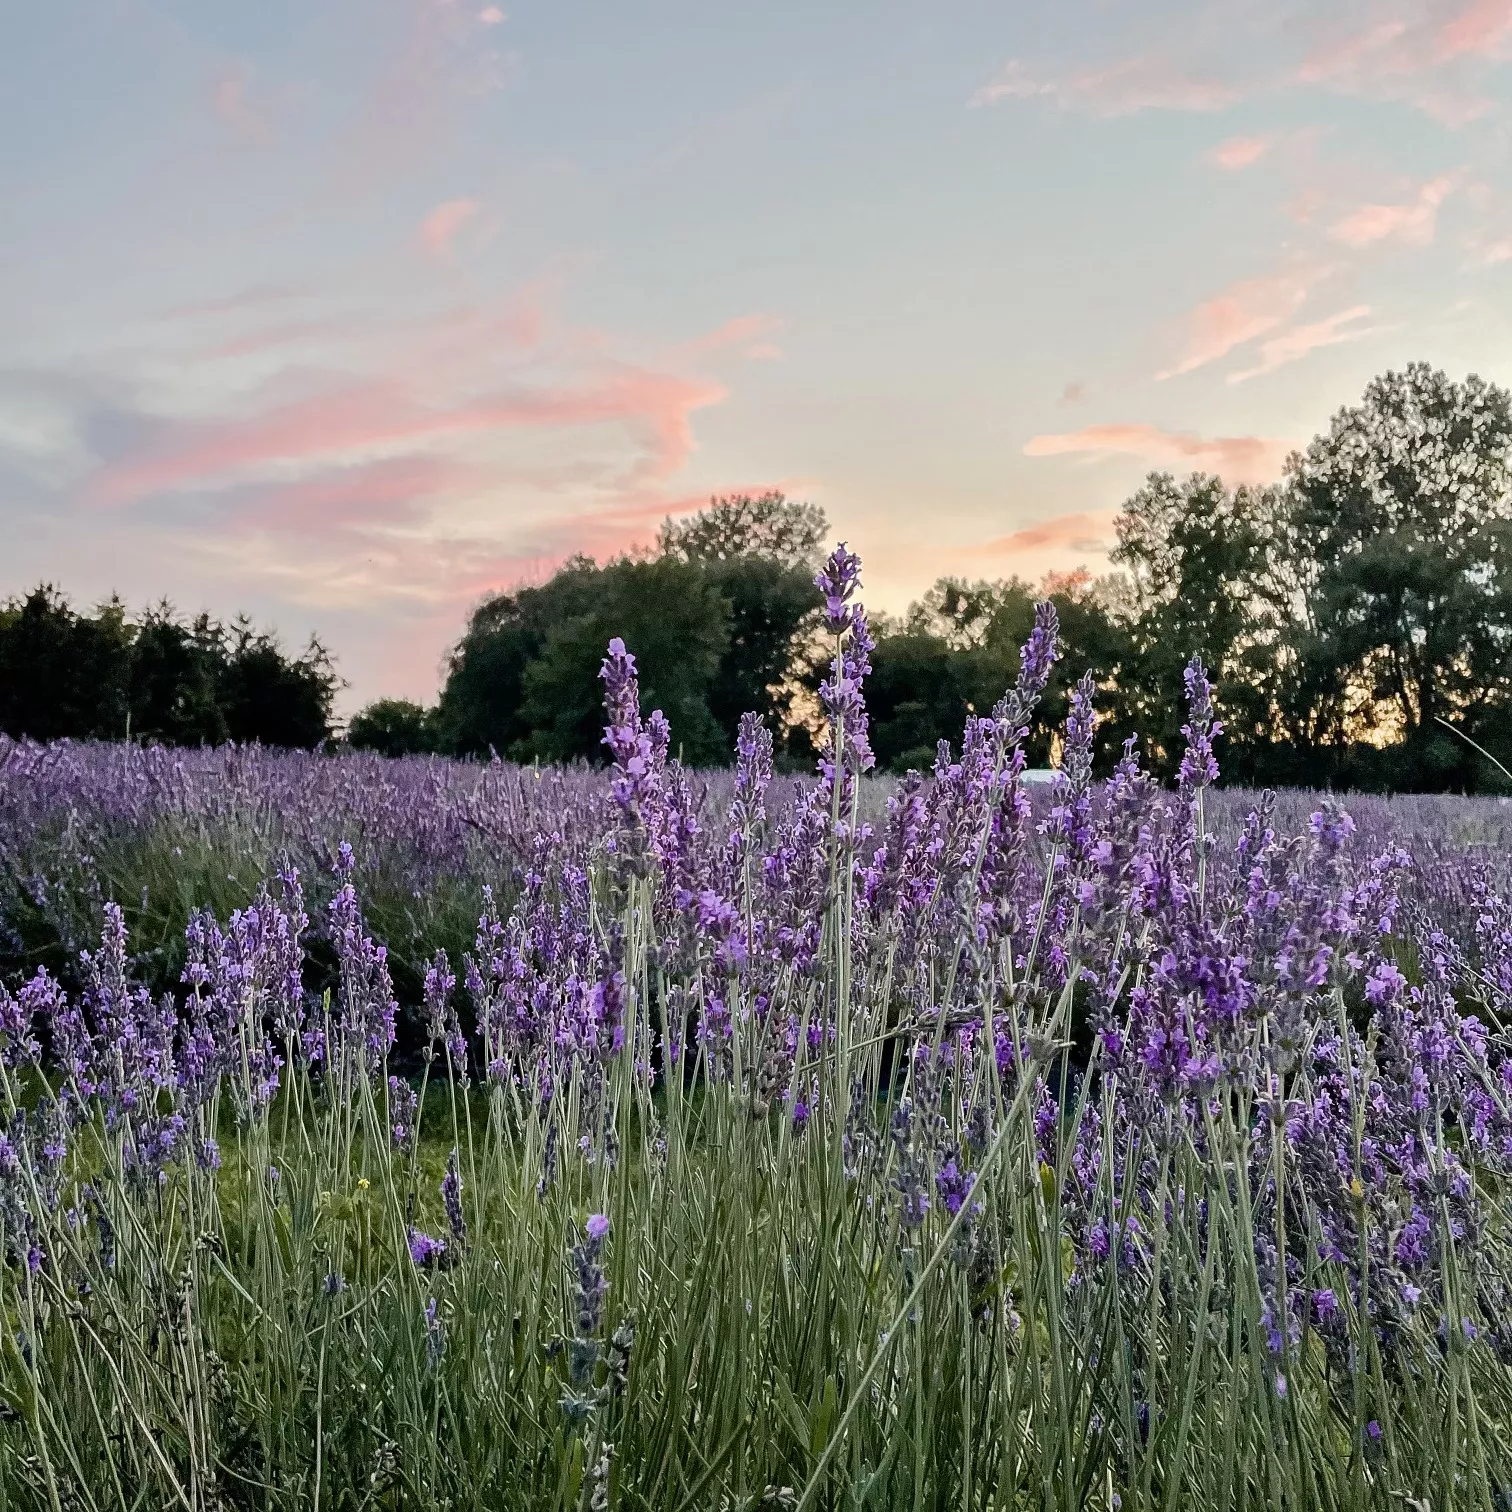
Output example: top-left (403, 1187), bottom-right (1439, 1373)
top-left (1227, 305), bottom-right (1379, 383)
top-left (1329, 172), bottom-right (1462, 247)
top-left (980, 508), bottom-right (1119, 557)
top-left (1469, 233), bottom-right (1512, 264)
top-left (970, 53), bottom-right (1236, 115)
top-left (420, 199), bottom-right (482, 261)
top-left (1206, 134), bottom-right (1273, 170)
top-left (1156, 266), bottom-right (1320, 380)
top-left (87, 367), bottom-right (725, 509)
top-left (978, 2), bottom-right (1512, 128)
top-left (1297, 2), bottom-right (1512, 124)
top-left (675, 313), bottom-right (786, 363)
top-left (1023, 424), bottom-right (1289, 484)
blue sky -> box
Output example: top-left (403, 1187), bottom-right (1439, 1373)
top-left (3, 0), bottom-right (1511, 711)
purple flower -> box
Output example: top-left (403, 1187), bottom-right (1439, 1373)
top-left (442, 1148), bottom-right (467, 1246)
top-left (814, 542), bottom-right (862, 633)
top-left (388, 1075), bottom-right (419, 1152)
top-left (572, 1220), bottom-right (610, 1335)
top-left (1365, 961), bottom-right (1406, 1005)
top-left (1177, 656), bottom-right (1222, 798)
top-left (408, 1228), bottom-right (447, 1268)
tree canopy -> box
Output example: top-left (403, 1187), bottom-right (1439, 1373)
top-left (432, 493), bottom-right (822, 765)
top-left (0, 590), bottom-right (339, 749)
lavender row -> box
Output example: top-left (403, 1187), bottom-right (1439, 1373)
top-left (3, 546), bottom-right (1512, 1502)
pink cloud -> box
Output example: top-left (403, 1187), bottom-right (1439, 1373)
top-left (420, 198), bottom-right (482, 261)
top-left (1329, 172), bottom-right (1461, 247)
top-left (1023, 424), bottom-right (1289, 484)
top-left (478, 6), bottom-right (505, 23)
top-left (1207, 134), bottom-right (1272, 170)
top-left (338, 5), bottom-right (510, 191)
top-left (1471, 234), bottom-right (1512, 264)
top-left (89, 366), bottom-right (726, 508)
top-left (1438, 0), bottom-right (1512, 58)
top-left (971, 53), bottom-right (1236, 115)
top-left (1227, 305), bottom-right (1378, 383)
top-left (212, 67), bottom-right (271, 142)
top-left (678, 313), bottom-right (786, 363)
top-left (1156, 267), bottom-right (1318, 380)
top-left (1296, 3), bottom-right (1512, 124)
top-left (980, 509), bottom-right (1120, 557)
top-left (229, 456), bottom-right (461, 537)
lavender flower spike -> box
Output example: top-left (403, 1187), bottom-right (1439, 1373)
top-left (1178, 655), bottom-right (1222, 797)
top-left (815, 542), bottom-right (862, 633)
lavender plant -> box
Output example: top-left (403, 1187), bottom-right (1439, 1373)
top-left (2, 549), bottom-right (1512, 1507)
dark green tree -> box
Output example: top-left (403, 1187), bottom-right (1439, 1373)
top-left (128, 604), bottom-right (228, 746)
top-left (217, 617), bottom-right (340, 749)
top-left (1103, 472), bottom-right (1281, 778)
top-left (866, 573), bottom-right (1128, 773)
top-left (1282, 363), bottom-right (1512, 787)
top-left (433, 558), bottom-right (603, 757)
top-left (348, 699), bottom-right (435, 758)
top-left (658, 492), bottom-right (826, 752)
top-left (0, 586), bottom-right (133, 741)
top-left (518, 557), bottom-right (732, 764)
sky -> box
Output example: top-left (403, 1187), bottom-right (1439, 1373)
top-left (3, 1), bottom-right (1511, 715)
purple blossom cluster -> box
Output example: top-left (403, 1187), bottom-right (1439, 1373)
top-left (6, 544), bottom-right (1512, 1467)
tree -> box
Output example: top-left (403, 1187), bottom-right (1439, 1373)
top-left (657, 490), bottom-right (826, 566)
top-left (659, 492), bottom-right (826, 752)
top-left (128, 604), bottom-right (228, 746)
top-left (518, 557), bottom-right (732, 764)
top-left (1283, 364), bottom-right (1512, 785)
top-left (1104, 473), bottom-right (1281, 777)
top-left (433, 558), bottom-right (603, 757)
top-left (0, 586), bottom-right (132, 741)
top-left (865, 573), bottom-right (1129, 773)
top-left (348, 699), bottom-right (435, 758)
top-left (217, 618), bottom-right (340, 749)
top-left (436, 554), bottom-right (733, 764)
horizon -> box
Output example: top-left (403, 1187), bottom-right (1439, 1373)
top-left (4, 1), bottom-right (1510, 714)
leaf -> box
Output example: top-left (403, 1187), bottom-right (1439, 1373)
top-left (809, 1375), bottom-right (838, 1456)
top-left (774, 1375), bottom-right (811, 1455)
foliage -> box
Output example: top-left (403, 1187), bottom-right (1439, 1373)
top-left (1098, 365), bottom-right (1512, 792)
top-left (438, 493), bottom-right (825, 765)
top-left (516, 555), bottom-right (732, 765)
top-left (867, 572), bottom-right (1127, 773)
top-left (0, 589), bottom-right (338, 749)
top-left (659, 491), bottom-right (826, 757)
top-left (0, 586), bottom-right (133, 742)
top-left (1284, 363), bottom-right (1512, 781)
top-left (348, 699), bottom-right (436, 758)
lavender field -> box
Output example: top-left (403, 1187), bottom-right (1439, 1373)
top-left (4, 551), bottom-right (1512, 1509)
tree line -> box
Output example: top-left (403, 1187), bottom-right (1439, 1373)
top-left (5, 363), bottom-right (1512, 791)
top-left (0, 590), bottom-right (339, 748)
